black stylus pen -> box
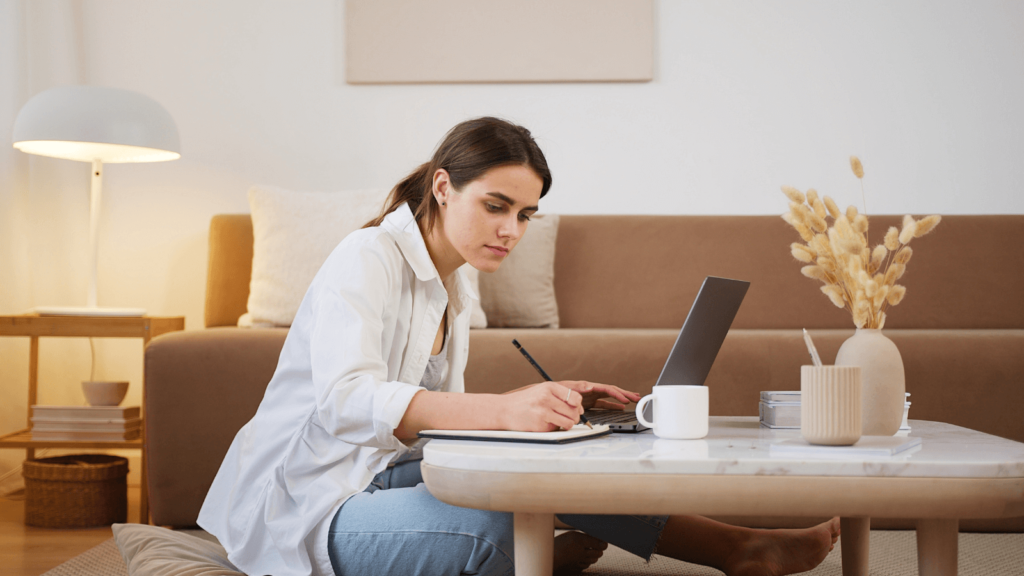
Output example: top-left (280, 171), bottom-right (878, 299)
top-left (512, 339), bottom-right (593, 429)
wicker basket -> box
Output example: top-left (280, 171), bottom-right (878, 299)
top-left (22, 454), bottom-right (128, 528)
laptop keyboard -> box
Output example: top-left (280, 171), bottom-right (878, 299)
top-left (585, 410), bottom-right (638, 425)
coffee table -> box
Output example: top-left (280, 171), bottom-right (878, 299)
top-left (422, 417), bottom-right (1024, 576)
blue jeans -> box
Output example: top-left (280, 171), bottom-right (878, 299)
top-left (328, 460), bottom-right (668, 576)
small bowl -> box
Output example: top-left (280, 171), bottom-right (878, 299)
top-left (82, 381), bottom-right (129, 406)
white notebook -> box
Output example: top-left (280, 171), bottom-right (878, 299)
top-left (418, 424), bottom-right (611, 444)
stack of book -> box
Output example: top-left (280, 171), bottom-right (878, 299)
top-left (759, 391), bottom-right (911, 431)
top-left (30, 405), bottom-right (141, 442)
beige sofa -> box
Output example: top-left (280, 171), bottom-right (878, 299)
top-left (144, 213), bottom-right (1024, 531)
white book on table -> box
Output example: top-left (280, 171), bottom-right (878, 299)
top-left (31, 405), bottom-right (140, 420)
top-left (31, 417), bottom-right (141, 432)
top-left (770, 435), bottom-right (922, 459)
top-left (30, 428), bottom-right (141, 442)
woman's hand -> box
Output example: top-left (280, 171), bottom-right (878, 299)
top-left (500, 381), bottom-right (642, 431)
top-left (501, 381), bottom-right (586, 432)
top-left (559, 380), bottom-right (641, 411)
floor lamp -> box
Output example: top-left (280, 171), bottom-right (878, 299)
top-left (12, 85), bottom-right (181, 316)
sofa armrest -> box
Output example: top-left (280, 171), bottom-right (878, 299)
top-left (144, 327), bottom-right (287, 527)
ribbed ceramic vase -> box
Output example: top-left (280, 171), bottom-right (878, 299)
top-left (835, 328), bottom-right (905, 436)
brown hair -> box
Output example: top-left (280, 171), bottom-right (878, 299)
top-left (364, 117), bottom-right (552, 232)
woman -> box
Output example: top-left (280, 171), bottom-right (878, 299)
top-left (199, 117), bottom-right (839, 576)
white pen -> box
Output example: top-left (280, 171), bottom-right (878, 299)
top-left (802, 328), bottom-right (823, 367)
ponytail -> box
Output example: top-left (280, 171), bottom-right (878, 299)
top-left (363, 162), bottom-right (437, 230)
top-left (363, 117), bottom-right (551, 233)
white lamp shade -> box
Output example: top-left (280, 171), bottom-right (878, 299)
top-left (12, 85), bottom-right (180, 163)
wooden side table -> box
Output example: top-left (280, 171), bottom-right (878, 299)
top-left (0, 314), bottom-right (185, 524)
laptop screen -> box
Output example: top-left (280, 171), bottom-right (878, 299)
top-left (653, 276), bottom-right (749, 388)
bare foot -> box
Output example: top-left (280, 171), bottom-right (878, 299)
top-left (553, 531), bottom-right (607, 574)
top-left (723, 517), bottom-right (840, 576)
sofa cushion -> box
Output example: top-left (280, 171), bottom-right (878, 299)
top-left (243, 185), bottom-right (388, 327)
top-left (553, 215), bottom-right (1024, 330)
top-left (479, 214), bottom-right (560, 328)
top-left (112, 524), bottom-right (243, 576)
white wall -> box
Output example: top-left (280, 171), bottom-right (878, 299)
top-left (2, 0), bottom-right (1023, 487)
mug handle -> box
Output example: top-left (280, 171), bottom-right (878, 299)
top-left (635, 394), bottom-right (655, 428)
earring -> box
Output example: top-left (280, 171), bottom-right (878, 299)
top-left (442, 201), bottom-right (446, 206)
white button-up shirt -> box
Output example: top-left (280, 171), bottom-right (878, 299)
top-left (198, 203), bottom-right (474, 576)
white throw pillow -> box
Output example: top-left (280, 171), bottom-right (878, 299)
top-left (112, 524), bottom-right (245, 576)
top-left (478, 214), bottom-right (560, 328)
top-left (240, 185), bottom-right (389, 327)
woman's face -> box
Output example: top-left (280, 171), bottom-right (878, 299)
top-left (435, 164), bottom-right (543, 274)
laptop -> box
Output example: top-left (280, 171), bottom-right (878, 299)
top-left (585, 276), bottom-right (750, 432)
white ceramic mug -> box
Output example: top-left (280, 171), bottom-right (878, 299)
top-left (635, 385), bottom-right (709, 439)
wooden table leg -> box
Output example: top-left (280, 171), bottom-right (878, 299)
top-left (514, 512), bottom-right (553, 576)
top-left (917, 519), bottom-right (958, 576)
top-left (27, 336), bottom-right (39, 462)
top-left (840, 516), bottom-right (870, 576)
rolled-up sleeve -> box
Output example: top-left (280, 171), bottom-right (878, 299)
top-left (308, 237), bottom-right (422, 450)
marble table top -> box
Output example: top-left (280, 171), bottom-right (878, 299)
top-left (423, 417), bottom-right (1024, 479)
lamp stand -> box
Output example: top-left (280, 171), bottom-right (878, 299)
top-left (88, 159), bottom-right (102, 309)
top-left (31, 159), bottom-right (146, 317)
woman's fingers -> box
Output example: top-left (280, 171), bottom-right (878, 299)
top-left (563, 381), bottom-right (641, 405)
top-left (593, 399), bottom-right (626, 411)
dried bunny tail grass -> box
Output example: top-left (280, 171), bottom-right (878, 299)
top-left (872, 283), bottom-right (889, 308)
top-left (846, 205), bottom-right (859, 221)
top-left (914, 214), bottom-right (942, 237)
top-left (816, 256), bottom-right (837, 274)
top-left (806, 188), bottom-right (819, 204)
top-left (899, 218), bottom-right (918, 244)
top-left (821, 284), bottom-right (847, 308)
top-left (895, 246), bottom-right (913, 265)
top-left (834, 216), bottom-right (856, 247)
top-left (823, 196), bottom-right (841, 219)
top-left (887, 284), bottom-right (907, 306)
top-left (811, 197), bottom-right (827, 220)
top-left (809, 212), bottom-right (828, 234)
top-left (791, 243), bottom-right (815, 263)
top-left (794, 221), bottom-right (814, 242)
top-left (801, 265), bottom-right (829, 282)
top-left (884, 226), bottom-right (900, 251)
top-left (870, 245), bottom-right (887, 271)
top-left (792, 203), bottom-right (826, 233)
top-left (781, 186), bottom-right (805, 204)
top-left (853, 214), bottom-right (869, 234)
top-left (876, 311), bottom-right (886, 330)
top-left (853, 298), bottom-right (870, 328)
top-left (858, 269), bottom-right (871, 286)
top-left (783, 207), bottom-right (815, 241)
top-left (810, 233), bottom-right (831, 255)
top-left (903, 214), bottom-right (915, 229)
top-left (847, 254), bottom-right (865, 278)
top-left (884, 262), bottom-right (906, 285)
top-left (789, 202), bottom-right (811, 225)
top-left (865, 278), bottom-right (879, 298)
top-left (850, 156), bottom-right (865, 179)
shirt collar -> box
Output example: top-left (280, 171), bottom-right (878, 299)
top-left (381, 203), bottom-right (436, 282)
top-left (381, 203), bottom-right (477, 314)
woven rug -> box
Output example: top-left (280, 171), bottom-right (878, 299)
top-left (41, 530), bottom-right (1024, 576)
